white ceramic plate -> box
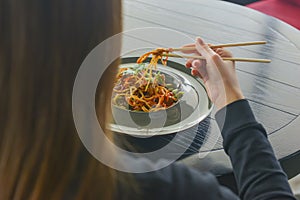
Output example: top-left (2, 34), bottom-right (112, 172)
top-left (109, 57), bottom-right (213, 136)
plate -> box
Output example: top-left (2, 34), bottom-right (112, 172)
top-left (109, 57), bottom-right (213, 136)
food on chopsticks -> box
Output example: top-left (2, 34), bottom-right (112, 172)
top-left (112, 48), bottom-right (183, 112)
top-left (136, 48), bottom-right (169, 65)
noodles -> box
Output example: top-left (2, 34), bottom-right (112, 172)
top-left (136, 48), bottom-right (169, 65)
top-left (112, 48), bottom-right (183, 112)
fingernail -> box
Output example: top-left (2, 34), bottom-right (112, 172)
top-left (186, 62), bottom-right (191, 68)
top-left (196, 37), bottom-right (204, 45)
top-left (191, 69), bottom-right (200, 77)
top-left (192, 60), bottom-right (201, 68)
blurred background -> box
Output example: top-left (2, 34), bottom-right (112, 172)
top-left (222, 0), bottom-right (300, 30)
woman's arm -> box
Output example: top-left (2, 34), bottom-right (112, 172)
top-left (216, 99), bottom-right (296, 200)
top-left (185, 37), bottom-right (296, 199)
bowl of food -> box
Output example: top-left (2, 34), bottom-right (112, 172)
top-left (111, 62), bottom-right (184, 129)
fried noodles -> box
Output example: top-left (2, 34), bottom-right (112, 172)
top-left (113, 48), bottom-right (183, 112)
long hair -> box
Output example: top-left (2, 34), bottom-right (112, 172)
top-left (0, 0), bottom-right (122, 199)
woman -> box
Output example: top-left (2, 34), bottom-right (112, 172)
top-left (0, 0), bottom-right (296, 199)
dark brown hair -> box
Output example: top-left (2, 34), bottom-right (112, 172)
top-left (0, 0), bottom-right (122, 199)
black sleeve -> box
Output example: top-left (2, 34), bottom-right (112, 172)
top-left (131, 162), bottom-right (240, 200)
top-left (215, 99), bottom-right (296, 200)
top-left (116, 155), bottom-right (240, 200)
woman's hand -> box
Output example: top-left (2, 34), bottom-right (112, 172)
top-left (183, 37), bottom-right (244, 110)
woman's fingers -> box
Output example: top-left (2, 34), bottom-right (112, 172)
top-left (215, 48), bottom-right (233, 58)
top-left (191, 59), bottom-right (208, 81)
top-left (184, 37), bottom-right (236, 86)
top-left (191, 69), bottom-right (202, 78)
top-left (183, 37), bottom-right (243, 109)
top-left (181, 40), bottom-right (233, 58)
top-left (195, 37), bottom-right (217, 58)
top-left (180, 44), bottom-right (198, 54)
top-left (185, 58), bottom-right (194, 68)
top-left (195, 37), bottom-right (229, 75)
top-left (185, 58), bottom-right (208, 80)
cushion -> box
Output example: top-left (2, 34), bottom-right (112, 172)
top-left (247, 0), bottom-right (300, 30)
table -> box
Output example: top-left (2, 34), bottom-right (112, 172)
top-left (121, 0), bottom-right (300, 191)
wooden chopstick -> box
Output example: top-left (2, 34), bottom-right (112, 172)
top-left (171, 41), bottom-right (267, 52)
top-left (162, 53), bottom-right (271, 63)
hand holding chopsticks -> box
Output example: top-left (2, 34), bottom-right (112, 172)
top-left (166, 40), bottom-right (271, 63)
top-left (187, 37), bottom-right (245, 109)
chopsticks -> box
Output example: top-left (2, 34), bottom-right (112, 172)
top-left (170, 41), bottom-right (267, 52)
top-left (166, 41), bottom-right (271, 63)
top-left (162, 53), bottom-right (271, 63)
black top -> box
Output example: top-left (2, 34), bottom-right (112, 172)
top-left (118, 100), bottom-right (296, 200)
